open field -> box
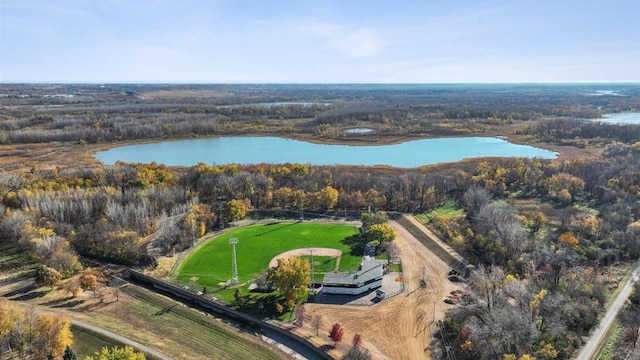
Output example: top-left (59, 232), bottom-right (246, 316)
top-left (71, 325), bottom-right (131, 360)
top-left (175, 222), bottom-right (359, 287)
top-left (0, 244), bottom-right (287, 360)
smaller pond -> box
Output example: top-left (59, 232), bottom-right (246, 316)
top-left (585, 90), bottom-right (625, 97)
top-left (345, 128), bottom-right (376, 134)
top-left (217, 102), bottom-right (331, 109)
top-left (600, 113), bottom-right (640, 125)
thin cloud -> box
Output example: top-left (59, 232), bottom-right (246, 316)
top-left (305, 21), bottom-right (386, 58)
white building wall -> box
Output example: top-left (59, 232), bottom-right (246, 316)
top-left (322, 279), bottom-right (383, 295)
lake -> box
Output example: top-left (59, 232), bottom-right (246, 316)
top-left (345, 128), bottom-right (376, 134)
top-left (217, 102), bottom-right (331, 109)
top-left (94, 136), bottom-right (557, 168)
top-left (600, 112), bottom-right (640, 125)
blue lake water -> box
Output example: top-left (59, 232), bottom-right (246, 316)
top-left (601, 112), bottom-right (640, 125)
top-left (345, 128), bottom-right (376, 134)
top-left (217, 102), bottom-right (330, 109)
top-left (94, 136), bottom-right (558, 168)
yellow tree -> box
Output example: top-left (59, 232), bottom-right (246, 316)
top-left (558, 233), bottom-right (579, 249)
top-left (185, 204), bottom-right (214, 237)
top-left (365, 223), bottom-right (396, 247)
top-left (317, 186), bottom-right (339, 210)
top-left (86, 346), bottom-right (146, 360)
top-left (268, 257), bottom-right (311, 309)
top-left (33, 314), bottom-right (73, 359)
top-left (0, 299), bottom-right (16, 346)
top-left (227, 199), bottom-right (247, 221)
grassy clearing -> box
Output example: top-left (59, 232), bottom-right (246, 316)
top-left (71, 325), bottom-right (134, 360)
top-left (175, 222), bottom-right (359, 287)
top-left (0, 243), bottom-right (38, 276)
top-left (595, 321), bottom-right (621, 360)
top-left (414, 203), bottom-right (464, 224)
top-left (86, 285), bottom-right (286, 360)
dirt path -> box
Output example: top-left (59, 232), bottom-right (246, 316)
top-left (71, 319), bottom-right (174, 360)
top-left (295, 220), bottom-right (461, 359)
top-left (269, 248), bottom-right (343, 268)
top-left (6, 302), bottom-right (174, 360)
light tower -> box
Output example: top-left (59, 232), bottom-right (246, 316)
top-left (229, 237), bottom-right (239, 284)
top-left (308, 248), bottom-right (316, 288)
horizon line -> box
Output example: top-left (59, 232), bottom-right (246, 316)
top-left (2, 81), bottom-right (639, 85)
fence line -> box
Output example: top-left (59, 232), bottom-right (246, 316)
top-left (127, 269), bottom-right (333, 360)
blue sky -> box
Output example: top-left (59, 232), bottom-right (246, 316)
top-left (1, 0), bottom-right (639, 83)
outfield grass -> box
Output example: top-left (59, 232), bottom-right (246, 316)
top-left (175, 222), bottom-right (359, 287)
top-left (299, 255), bottom-right (338, 273)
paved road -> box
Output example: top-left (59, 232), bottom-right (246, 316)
top-left (574, 265), bottom-right (640, 360)
top-left (71, 319), bottom-right (174, 360)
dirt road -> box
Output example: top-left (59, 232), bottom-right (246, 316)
top-left (575, 264), bottom-right (640, 360)
top-left (297, 220), bottom-right (461, 359)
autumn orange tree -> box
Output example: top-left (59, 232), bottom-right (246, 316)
top-left (79, 273), bottom-right (98, 292)
top-left (558, 233), bottom-right (579, 249)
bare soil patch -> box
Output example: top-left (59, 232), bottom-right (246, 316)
top-left (292, 220), bottom-right (462, 360)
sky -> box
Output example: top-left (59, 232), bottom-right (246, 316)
top-left (1, 0), bottom-right (639, 83)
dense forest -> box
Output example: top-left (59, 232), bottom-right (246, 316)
top-left (1, 84), bottom-right (640, 359)
top-left (1, 84), bottom-right (639, 146)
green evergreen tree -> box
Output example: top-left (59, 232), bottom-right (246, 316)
top-left (63, 345), bottom-right (77, 360)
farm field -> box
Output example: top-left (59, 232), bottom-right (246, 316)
top-left (175, 222), bottom-right (359, 287)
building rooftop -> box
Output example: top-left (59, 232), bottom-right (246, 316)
top-left (323, 258), bottom-right (384, 286)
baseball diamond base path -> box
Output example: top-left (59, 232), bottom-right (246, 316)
top-left (296, 220), bottom-right (462, 360)
top-left (269, 248), bottom-right (343, 268)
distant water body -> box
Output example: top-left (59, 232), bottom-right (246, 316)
top-left (94, 136), bottom-right (557, 168)
top-left (600, 112), bottom-right (640, 125)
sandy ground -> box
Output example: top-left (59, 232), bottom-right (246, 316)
top-left (268, 248), bottom-right (342, 268)
top-left (292, 220), bottom-right (462, 360)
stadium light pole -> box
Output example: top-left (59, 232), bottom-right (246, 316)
top-left (229, 237), bottom-right (239, 284)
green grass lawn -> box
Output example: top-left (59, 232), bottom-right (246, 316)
top-left (414, 203), bottom-right (464, 224)
top-left (175, 222), bottom-right (359, 287)
top-left (0, 243), bottom-right (38, 276)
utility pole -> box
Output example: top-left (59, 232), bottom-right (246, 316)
top-left (308, 248), bottom-right (316, 289)
top-left (433, 301), bottom-right (436, 322)
top-left (191, 216), bottom-right (196, 247)
top-left (229, 237), bottom-right (239, 284)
